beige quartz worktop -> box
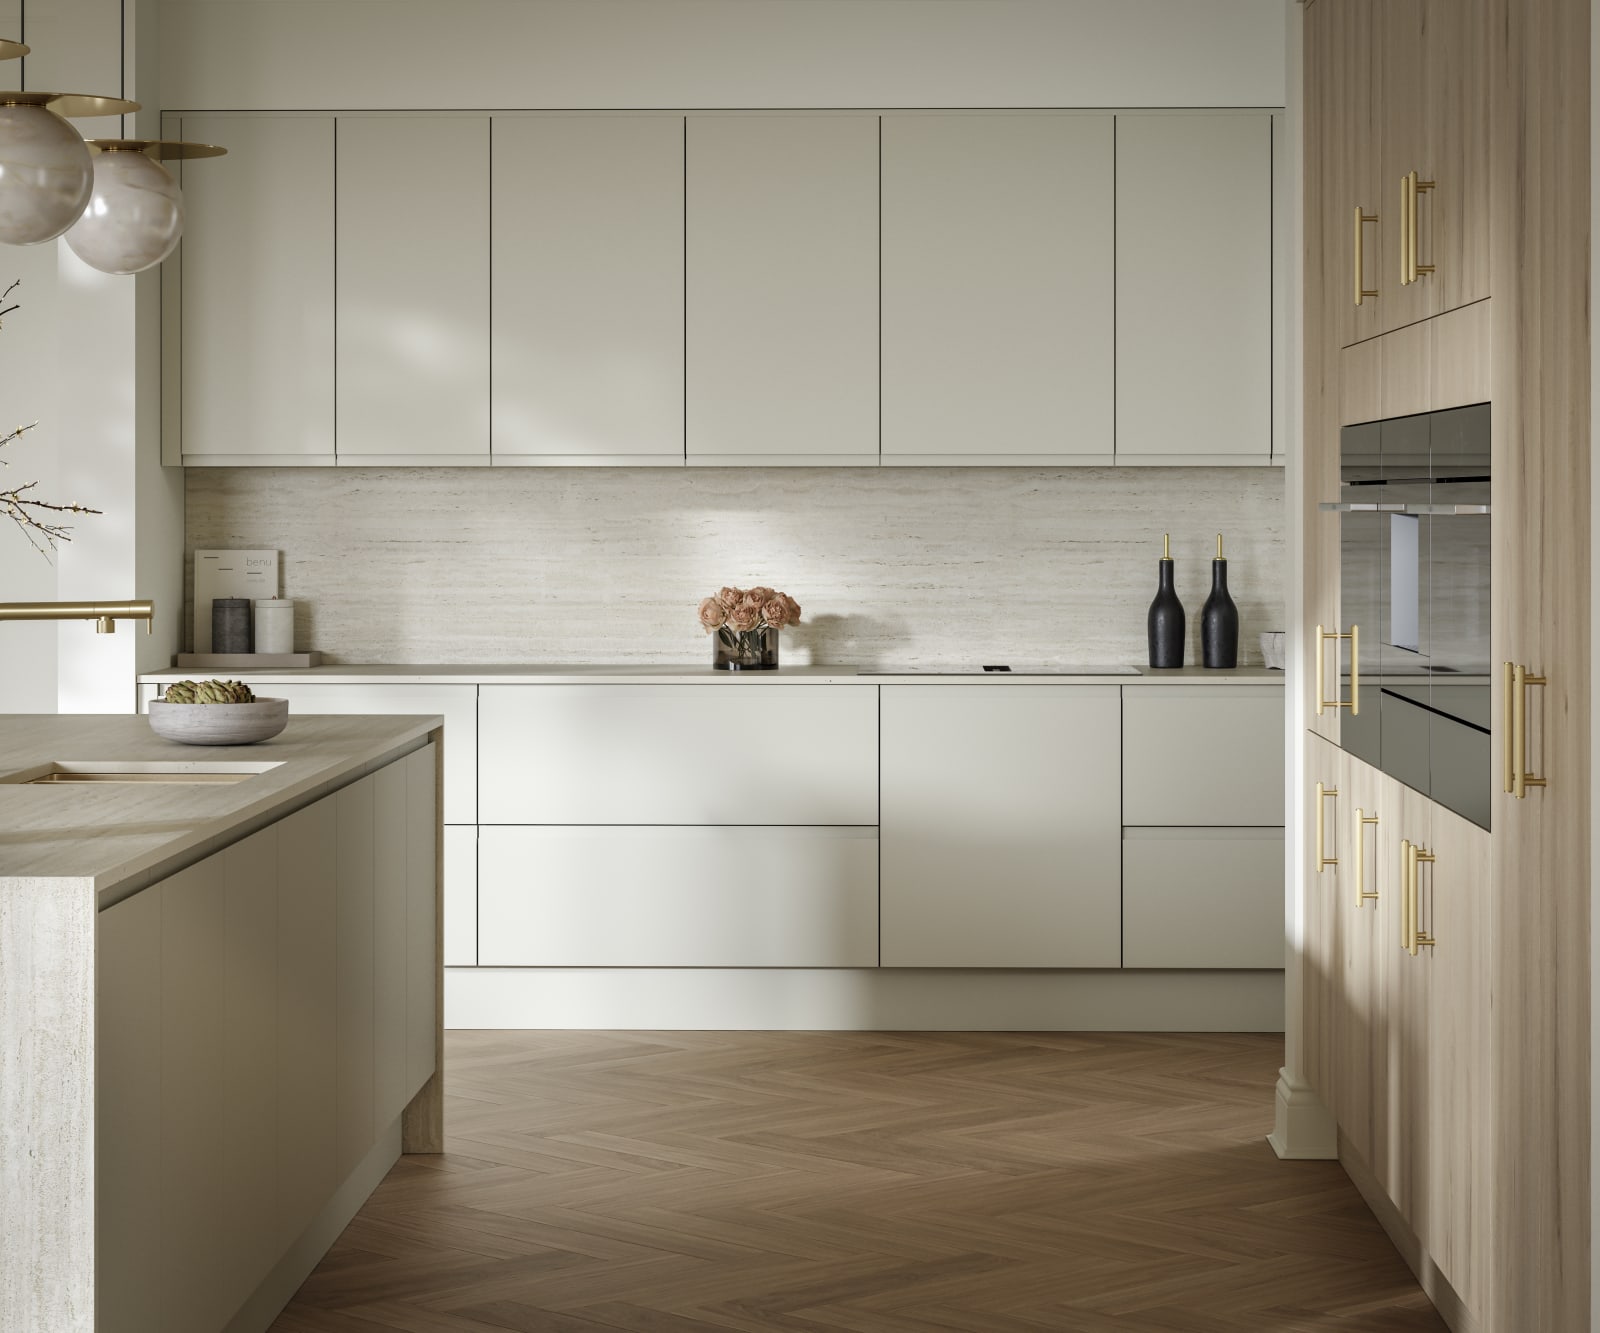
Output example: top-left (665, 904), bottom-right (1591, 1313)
top-left (0, 713), bottom-right (439, 901)
top-left (139, 663), bottom-right (1286, 687)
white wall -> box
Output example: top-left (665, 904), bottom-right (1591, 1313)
top-left (11, 0), bottom-right (182, 712)
top-left (157, 0), bottom-right (1286, 111)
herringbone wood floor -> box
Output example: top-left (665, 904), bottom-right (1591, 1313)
top-left (269, 1031), bottom-right (1445, 1332)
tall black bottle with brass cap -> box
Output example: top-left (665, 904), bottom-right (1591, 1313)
top-left (1147, 534), bottom-right (1185, 669)
top-left (1201, 533), bottom-right (1239, 669)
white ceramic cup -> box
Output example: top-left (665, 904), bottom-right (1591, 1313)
top-left (253, 598), bottom-right (295, 654)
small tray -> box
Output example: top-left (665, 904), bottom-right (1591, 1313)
top-left (173, 652), bottom-right (321, 670)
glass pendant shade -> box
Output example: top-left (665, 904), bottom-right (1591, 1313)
top-left (0, 102), bottom-right (93, 245)
top-left (65, 149), bottom-right (183, 274)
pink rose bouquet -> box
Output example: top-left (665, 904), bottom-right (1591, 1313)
top-left (698, 584), bottom-right (802, 671)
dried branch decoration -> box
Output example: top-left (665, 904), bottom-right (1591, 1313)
top-left (0, 280), bottom-right (101, 557)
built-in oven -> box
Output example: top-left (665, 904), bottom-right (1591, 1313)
top-left (1326, 402), bottom-right (1491, 828)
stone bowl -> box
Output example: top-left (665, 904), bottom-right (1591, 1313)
top-left (148, 697), bottom-right (290, 746)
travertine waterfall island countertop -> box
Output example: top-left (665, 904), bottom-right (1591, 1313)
top-left (0, 712), bottom-right (441, 902)
top-left (0, 713), bottom-right (443, 1333)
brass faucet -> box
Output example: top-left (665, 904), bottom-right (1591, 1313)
top-left (0, 599), bottom-right (154, 633)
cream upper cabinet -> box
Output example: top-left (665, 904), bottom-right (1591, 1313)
top-left (491, 115), bottom-right (684, 464)
top-left (335, 116), bottom-right (491, 464)
top-left (168, 115), bottom-right (335, 466)
top-left (880, 114), bottom-right (1113, 464)
top-left (1115, 113), bottom-right (1273, 464)
top-left (685, 114), bottom-right (879, 464)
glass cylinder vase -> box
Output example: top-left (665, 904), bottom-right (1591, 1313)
top-left (712, 625), bottom-right (780, 671)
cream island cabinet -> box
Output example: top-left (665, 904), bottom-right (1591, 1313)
top-left (0, 714), bottom-right (442, 1333)
top-left (141, 667), bottom-right (1287, 1031)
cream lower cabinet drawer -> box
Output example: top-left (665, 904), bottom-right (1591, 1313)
top-left (479, 684), bottom-right (877, 825)
top-left (1122, 686), bottom-right (1284, 826)
top-left (1122, 828), bottom-right (1284, 969)
top-left (477, 826), bottom-right (878, 966)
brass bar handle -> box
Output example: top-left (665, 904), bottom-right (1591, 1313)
top-left (1355, 808), bottom-right (1379, 907)
top-left (1409, 171), bottom-right (1435, 283)
top-left (1512, 664), bottom-right (1549, 798)
top-left (1400, 839), bottom-right (1414, 952)
top-left (1412, 847), bottom-right (1437, 954)
top-left (1400, 174), bottom-right (1412, 285)
top-left (1353, 206), bottom-right (1379, 305)
top-left (1350, 623), bottom-right (1360, 715)
top-left (1503, 661), bottom-right (1517, 794)
top-left (1315, 782), bottom-right (1339, 872)
top-left (1315, 624), bottom-right (1360, 716)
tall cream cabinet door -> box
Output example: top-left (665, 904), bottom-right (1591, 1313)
top-left (880, 685), bottom-right (1121, 968)
top-left (880, 114), bottom-right (1113, 465)
top-left (492, 115), bottom-right (684, 464)
top-left (335, 116), bottom-right (490, 464)
top-left (169, 115), bottom-right (335, 465)
top-left (1115, 114), bottom-right (1273, 464)
top-left (685, 115), bottom-right (878, 464)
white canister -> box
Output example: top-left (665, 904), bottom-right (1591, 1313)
top-left (253, 598), bottom-right (296, 654)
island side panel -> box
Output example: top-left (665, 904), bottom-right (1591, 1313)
top-left (402, 730), bottom-right (444, 1154)
top-left (0, 876), bottom-right (97, 1333)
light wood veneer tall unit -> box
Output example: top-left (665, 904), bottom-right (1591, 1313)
top-left (1300, 2), bottom-right (1589, 1329)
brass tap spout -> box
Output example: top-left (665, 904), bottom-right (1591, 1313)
top-left (0, 599), bottom-right (154, 634)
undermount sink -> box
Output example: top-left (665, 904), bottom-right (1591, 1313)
top-left (0, 760), bottom-right (285, 786)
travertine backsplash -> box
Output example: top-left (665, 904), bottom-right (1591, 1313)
top-left (184, 467), bottom-right (1285, 667)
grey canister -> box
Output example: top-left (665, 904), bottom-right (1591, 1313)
top-left (254, 598), bottom-right (295, 654)
top-left (212, 597), bottom-right (253, 654)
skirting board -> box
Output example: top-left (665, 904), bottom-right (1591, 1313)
top-left (1338, 1131), bottom-right (1476, 1333)
top-left (222, 1118), bottom-right (402, 1333)
top-left (445, 967), bottom-right (1285, 1031)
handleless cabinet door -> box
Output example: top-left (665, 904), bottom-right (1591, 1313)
top-left (1115, 114), bottom-right (1272, 463)
top-left (881, 114), bottom-right (1114, 464)
top-left (1122, 686), bottom-right (1285, 826)
top-left (219, 829), bottom-right (281, 1304)
top-left (97, 887), bottom-right (164, 1332)
top-left (479, 684), bottom-right (878, 826)
top-left (881, 685), bottom-right (1121, 967)
top-left (158, 860), bottom-right (231, 1333)
top-left (492, 115), bottom-right (684, 463)
top-left (686, 115), bottom-right (879, 463)
top-left (479, 826), bottom-right (879, 967)
top-left (172, 115), bottom-right (335, 465)
top-left (335, 776), bottom-right (377, 1180)
top-left (275, 800), bottom-right (338, 1248)
top-left (336, 116), bottom-right (490, 463)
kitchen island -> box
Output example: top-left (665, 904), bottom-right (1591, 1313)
top-left (0, 713), bottom-right (443, 1333)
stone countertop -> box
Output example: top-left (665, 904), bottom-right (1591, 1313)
top-left (0, 713), bottom-right (439, 901)
top-left (138, 663), bottom-right (1286, 687)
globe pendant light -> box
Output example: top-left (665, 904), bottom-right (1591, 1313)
top-left (0, 92), bottom-right (138, 245)
top-left (66, 140), bottom-right (225, 275)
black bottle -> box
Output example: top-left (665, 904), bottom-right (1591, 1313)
top-left (1201, 534), bottom-right (1239, 669)
top-left (1147, 534), bottom-right (1185, 669)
